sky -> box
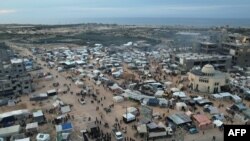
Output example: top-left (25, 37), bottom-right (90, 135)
top-left (0, 0), bottom-right (250, 24)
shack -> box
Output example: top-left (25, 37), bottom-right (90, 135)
top-left (167, 113), bottom-right (192, 126)
top-left (33, 110), bottom-right (46, 124)
top-left (0, 125), bottom-right (20, 138)
top-left (192, 114), bottom-right (212, 129)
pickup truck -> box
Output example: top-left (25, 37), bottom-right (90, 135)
top-left (112, 128), bottom-right (123, 141)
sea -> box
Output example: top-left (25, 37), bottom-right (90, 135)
top-left (72, 17), bottom-right (250, 28)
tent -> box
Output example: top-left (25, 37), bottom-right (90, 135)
top-left (56, 122), bottom-right (73, 133)
top-left (36, 133), bottom-right (50, 141)
top-left (211, 94), bottom-right (223, 100)
top-left (113, 96), bottom-right (124, 103)
top-left (185, 111), bottom-right (193, 117)
top-left (167, 113), bottom-right (192, 126)
top-left (231, 95), bottom-right (242, 103)
top-left (61, 106), bottom-right (71, 114)
top-left (33, 110), bottom-right (45, 124)
top-left (75, 80), bottom-right (84, 88)
top-left (213, 120), bottom-right (223, 127)
top-left (170, 87), bottom-right (180, 92)
top-left (26, 122), bottom-right (38, 132)
top-left (15, 138), bottom-right (30, 141)
top-left (155, 90), bottom-right (164, 98)
top-left (127, 107), bottom-right (139, 116)
top-left (0, 125), bottom-right (20, 138)
top-left (147, 98), bottom-right (159, 106)
top-left (137, 124), bottom-right (147, 134)
top-left (164, 81), bottom-right (173, 87)
top-left (173, 91), bottom-right (186, 98)
top-left (176, 102), bottom-right (188, 111)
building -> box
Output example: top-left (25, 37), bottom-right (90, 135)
top-left (170, 53), bottom-right (231, 71)
top-left (221, 33), bottom-right (250, 67)
top-left (199, 42), bottom-right (217, 54)
top-left (0, 47), bottom-right (32, 96)
top-left (188, 64), bottom-right (228, 93)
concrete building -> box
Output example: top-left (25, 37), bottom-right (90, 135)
top-left (0, 47), bottom-right (32, 96)
top-left (188, 64), bottom-right (229, 93)
top-left (199, 42), bottom-right (217, 54)
top-left (170, 53), bottom-right (231, 71)
top-left (221, 33), bottom-right (250, 67)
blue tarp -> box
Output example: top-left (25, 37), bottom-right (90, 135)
top-left (62, 122), bottom-right (73, 130)
top-left (147, 98), bottom-right (159, 106)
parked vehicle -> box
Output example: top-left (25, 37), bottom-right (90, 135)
top-left (112, 128), bottom-right (123, 141)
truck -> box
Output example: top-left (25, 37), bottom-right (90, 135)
top-left (112, 128), bottom-right (123, 141)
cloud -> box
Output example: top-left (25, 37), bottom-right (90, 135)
top-left (0, 9), bottom-right (16, 14)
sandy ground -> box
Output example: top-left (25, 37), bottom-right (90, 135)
top-left (6, 44), bottom-right (249, 141)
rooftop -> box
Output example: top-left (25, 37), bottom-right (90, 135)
top-left (10, 58), bottom-right (23, 64)
top-left (175, 53), bottom-right (231, 60)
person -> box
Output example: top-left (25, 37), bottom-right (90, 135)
top-left (212, 136), bottom-right (216, 141)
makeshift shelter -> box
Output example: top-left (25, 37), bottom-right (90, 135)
top-left (192, 114), bottom-right (212, 129)
top-left (0, 98), bottom-right (9, 107)
top-left (242, 109), bottom-right (250, 119)
top-left (147, 98), bottom-right (159, 106)
top-left (30, 93), bottom-right (48, 101)
top-left (0, 125), bottom-right (20, 138)
top-left (176, 102), bottom-right (188, 111)
top-left (155, 90), bottom-right (164, 98)
top-left (231, 95), bottom-right (242, 103)
top-left (26, 122), bottom-right (38, 132)
top-left (36, 133), bottom-right (50, 141)
top-left (33, 110), bottom-right (45, 124)
top-left (61, 106), bottom-right (71, 114)
top-left (185, 111), bottom-right (193, 117)
top-left (211, 94), bottom-right (223, 100)
top-left (137, 124), bottom-right (147, 134)
top-left (170, 88), bottom-right (180, 93)
top-left (205, 106), bottom-right (219, 115)
top-left (47, 89), bottom-right (57, 96)
top-left (15, 138), bottom-right (30, 141)
top-left (75, 80), bottom-right (84, 88)
top-left (113, 96), bottom-right (124, 103)
top-left (173, 91), bottom-right (186, 98)
top-left (213, 120), bottom-right (223, 127)
top-left (123, 113), bottom-right (136, 123)
top-left (219, 92), bottom-right (232, 100)
top-left (127, 107), bottom-right (139, 116)
top-left (56, 122), bottom-right (73, 133)
top-left (167, 113), bottom-right (192, 126)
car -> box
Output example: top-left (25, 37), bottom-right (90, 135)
top-left (189, 128), bottom-right (199, 134)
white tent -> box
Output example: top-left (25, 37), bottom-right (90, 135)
top-left (185, 111), bottom-right (193, 117)
top-left (193, 96), bottom-right (203, 101)
top-left (75, 80), bottom-right (84, 88)
top-left (44, 75), bottom-right (53, 81)
top-left (15, 138), bottom-right (30, 141)
top-left (176, 102), bottom-right (188, 111)
top-left (231, 95), bottom-right (242, 103)
top-left (113, 96), bottom-right (124, 103)
top-left (164, 81), bottom-right (173, 87)
top-left (36, 133), bottom-right (50, 141)
top-left (170, 87), bottom-right (180, 92)
top-left (0, 125), bottom-right (20, 138)
top-left (155, 90), bottom-right (164, 98)
top-left (127, 107), bottom-right (139, 116)
top-left (61, 106), bottom-right (71, 114)
top-left (213, 120), bottom-right (223, 127)
top-left (26, 122), bottom-right (38, 131)
top-left (173, 91), bottom-right (186, 98)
